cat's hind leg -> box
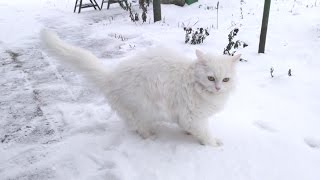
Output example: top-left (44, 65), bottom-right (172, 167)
top-left (119, 108), bottom-right (156, 139)
top-left (132, 111), bottom-right (157, 139)
top-left (178, 118), bottom-right (223, 147)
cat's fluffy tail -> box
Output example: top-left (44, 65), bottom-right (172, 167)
top-left (41, 29), bottom-right (109, 90)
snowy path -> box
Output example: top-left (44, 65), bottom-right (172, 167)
top-left (1, 0), bottom-right (320, 179)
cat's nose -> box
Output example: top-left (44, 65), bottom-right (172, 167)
top-left (215, 86), bottom-right (221, 91)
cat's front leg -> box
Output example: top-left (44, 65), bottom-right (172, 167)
top-left (179, 118), bottom-right (223, 147)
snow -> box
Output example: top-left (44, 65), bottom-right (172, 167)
top-left (1, 0), bottom-right (320, 179)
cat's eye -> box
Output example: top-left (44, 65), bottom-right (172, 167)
top-left (223, 78), bottom-right (230, 82)
top-left (208, 76), bottom-right (215, 81)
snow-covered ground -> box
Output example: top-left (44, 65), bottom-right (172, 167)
top-left (1, 0), bottom-right (320, 179)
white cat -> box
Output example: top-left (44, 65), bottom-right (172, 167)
top-left (41, 30), bottom-right (240, 146)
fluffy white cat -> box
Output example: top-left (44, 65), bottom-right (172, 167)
top-left (41, 30), bottom-right (240, 146)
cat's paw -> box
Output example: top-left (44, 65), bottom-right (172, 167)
top-left (210, 138), bottom-right (223, 147)
top-left (200, 138), bottom-right (223, 147)
top-left (136, 129), bottom-right (156, 139)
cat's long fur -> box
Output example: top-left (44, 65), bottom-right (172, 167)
top-left (41, 30), bottom-right (240, 146)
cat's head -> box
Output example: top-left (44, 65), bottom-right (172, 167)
top-left (193, 50), bottom-right (240, 95)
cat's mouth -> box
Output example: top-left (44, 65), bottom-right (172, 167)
top-left (195, 82), bottom-right (221, 95)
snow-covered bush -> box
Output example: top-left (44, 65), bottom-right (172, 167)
top-left (120, 0), bottom-right (149, 23)
top-left (184, 27), bottom-right (210, 45)
top-left (270, 67), bottom-right (274, 78)
top-left (223, 28), bottom-right (248, 60)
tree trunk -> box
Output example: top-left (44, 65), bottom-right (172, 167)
top-left (153, 0), bottom-right (162, 22)
top-left (258, 0), bottom-right (271, 53)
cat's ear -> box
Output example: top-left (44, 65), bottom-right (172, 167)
top-left (231, 54), bottom-right (241, 63)
top-left (195, 49), bottom-right (206, 61)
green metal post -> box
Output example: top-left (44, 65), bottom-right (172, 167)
top-left (258, 0), bottom-right (271, 53)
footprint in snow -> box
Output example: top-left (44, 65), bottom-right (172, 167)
top-left (89, 171), bottom-right (121, 180)
top-left (304, 137), bottom-right (320, 149)
top-left (253, 120), bottom-right (277, 132)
